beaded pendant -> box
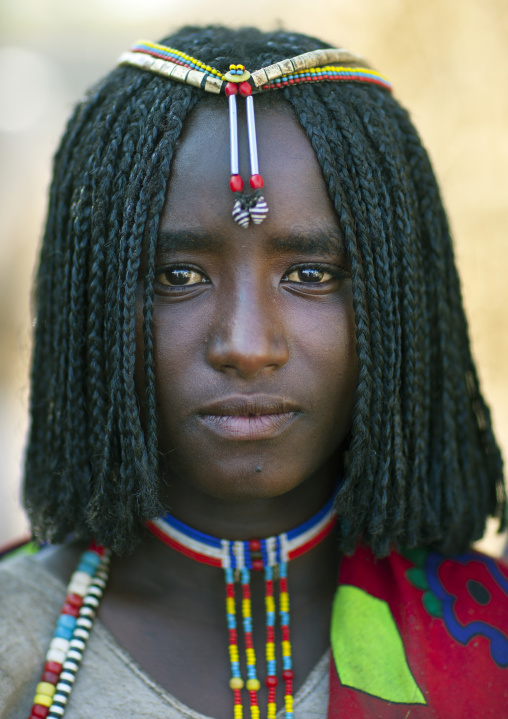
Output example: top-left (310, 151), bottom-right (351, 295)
top-left (224, 64), bottom-right (269, 229)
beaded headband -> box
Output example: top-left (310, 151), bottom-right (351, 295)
top-left (119, 41), bottom-right (392, 229)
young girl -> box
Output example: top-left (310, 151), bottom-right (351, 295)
top-left (1, 25), bottom-right (507, 719)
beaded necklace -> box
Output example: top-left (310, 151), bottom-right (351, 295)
top-left (28, 543), bottom-right (111, 719)
top-left (27, 498), bottom-right (336, 719)
top-left (146, 495), bottom-right (338, 719)
top-left (118, 41), bottom-right (392, 229)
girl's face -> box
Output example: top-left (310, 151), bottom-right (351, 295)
top-left (135, 102), bottom-right (358, 507)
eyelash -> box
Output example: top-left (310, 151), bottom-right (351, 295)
top-left (281, 263), bottom-right (348, 284)
top-left (153, 262), bottom-right (349, 289)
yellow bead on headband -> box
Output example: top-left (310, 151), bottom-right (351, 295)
top-left (118, 41), bottom-right (392, 229)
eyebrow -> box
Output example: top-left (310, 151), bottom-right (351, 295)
top-left (156, 228), bottom-right (345, 256)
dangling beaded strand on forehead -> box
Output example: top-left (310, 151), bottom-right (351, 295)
top-left (118, 41), bottom-right (392, 229)
top-left (146, 495), bottom-right (338, 719)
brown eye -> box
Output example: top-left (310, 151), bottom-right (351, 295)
top-left (285, 267), bottom-right (333, 283)
top-left (156, 267), bottom-right (206, 287)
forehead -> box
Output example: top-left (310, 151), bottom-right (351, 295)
top-left (160, 99), bottom-right (340, 237)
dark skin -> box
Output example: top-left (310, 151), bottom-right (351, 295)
top-left (41, 100), bottom-right (358, 718)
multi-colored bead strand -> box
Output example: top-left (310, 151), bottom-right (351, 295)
top-left (279, 562), bottom-right (294, 719)
top-left (147, 493), bottom-right (337, 719)
top-left (28, 543), bottom-right (110, 719)
top-left (130, 40), bottom-right (225, 81)
top-left (257, 64), bottom-right (392, 92)
top-left (225, 567), bottom-right (244, 719)
top-left (263, 563), bottom-right (278, 719)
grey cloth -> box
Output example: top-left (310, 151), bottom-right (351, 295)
top-left (0, 555), bottom-right (329, 718)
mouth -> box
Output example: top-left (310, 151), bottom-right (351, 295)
top-left (197, 395), bottom-right (301, 441)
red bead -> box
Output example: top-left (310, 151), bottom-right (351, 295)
top-left (238, 81), bottom-right (252, 97)
top-left (279, 577), bottom-right (288, 592)
top-left (31, 706), bottom-right (50, 719)
top-left (249, 174), bottom-right (264, 190)
top-left (41, 670), bottom-right (59, 685)
top-left (225, 82), bottom-right (238, 96)
top-left (282, 669), bottom-right (295, 681)
top-left (61, 602), bottom-right (80, 617)
top-left (226, 583), bottom-right (235, 598)
top-left (265, 580), bottom-right (273, 594)
top-left (44, 661), bottom-right (63, 675)
top-left (249, 538), bottom-right (261, 552)
top-left (229, 174), bottom-right (244, 192)
top-left (282, 625), bottom-right (290, 641)
top-left (265, 675), bottom-right (278, 687)
top-left (88, 541), bottom-right (105, 555)
top-left (66, 593), bottom-right (83, 608)
top-left (242, 584), bottom-right (251, 598)
top-left (229, 628), bottom-right (238, 643)
top-left (251, 558), bottom-right (264, 571)
top-left (266, 626), bottom-right (275, 642)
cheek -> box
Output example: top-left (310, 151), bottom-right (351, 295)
top-left (290, 294), bottom-right (358, 414)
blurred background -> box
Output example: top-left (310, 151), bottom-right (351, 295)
top-left (0, 0), bottom-right (507, 553)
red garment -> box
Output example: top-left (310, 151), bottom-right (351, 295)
top-left (327, 546), bottom-right (508, 717)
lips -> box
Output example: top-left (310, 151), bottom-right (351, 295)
top-left (197, 395), bottom-right (301, 440)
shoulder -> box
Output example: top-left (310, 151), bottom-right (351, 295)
top-left (0, 552), bottom-right (66, 718)
top-left (329, 545), bottom-right (508, 718)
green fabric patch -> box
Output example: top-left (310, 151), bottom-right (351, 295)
top-left (0, 540), bottom-right (40, 562)
top-left (331, 585), bottom-right (426, 705)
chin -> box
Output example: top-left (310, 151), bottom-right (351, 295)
top-left (165, 454), bottom-right (311, 502)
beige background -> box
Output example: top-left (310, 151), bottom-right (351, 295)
top-left (0, 0), bottom-right (507, 553)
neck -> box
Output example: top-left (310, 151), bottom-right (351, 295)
top-left (157, 463), bottom-right (339, 541)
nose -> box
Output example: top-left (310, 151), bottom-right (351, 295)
top-left (206, 279), bottom-right (289, 379)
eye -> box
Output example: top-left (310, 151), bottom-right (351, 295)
top-left (284, 266), bottom-right (335, 283)
top-left (155, 266), bottom-right (207, 287)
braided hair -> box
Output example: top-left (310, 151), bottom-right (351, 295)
top-left (24, 25), bottom-right (505, 556)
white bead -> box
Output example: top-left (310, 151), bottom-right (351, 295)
top-left (68, 582), bottom-right (89, 597)
top-left (60, 670), bottom-right (76, 682)
top-left (74, 628), bottom-right (89, 641)
top-left (79, 607), bottom-right (95, 618)
top-left (83, 596), bottom-right (99, 608)
top-left (50, 637), bottom-right (70, 653)
top-left (46, 648), bottom-right (66, 664)
top-left (67, 649), bottom-right (83, 662)
top-left (71, 571), bottom-right (93, 586)
top-left (77, 617), bottom-right (92, 629)
top-left (53, 692), bottom-right (68, 705)
top-left (49, 705), bottom-right (65, 716)
top-left (56, 682), bottom-right (72, 694)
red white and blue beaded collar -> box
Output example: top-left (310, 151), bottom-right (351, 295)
top-left (118, 41), bottom-right (392, 230)
top-left (146, 492), bottom-right (337, 570)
